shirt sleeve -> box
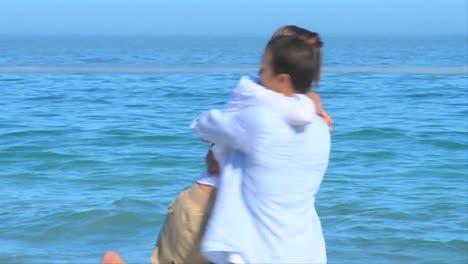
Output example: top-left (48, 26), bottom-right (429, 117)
top-left (223, 76), bottom-right (266, 113)
top-left (192, 109), bottom-right (254, 153)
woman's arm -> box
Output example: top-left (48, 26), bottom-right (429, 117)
top-left (205, 148), bottom-right (220, 176)
top-left (307, 92), bottom-right (334, 133)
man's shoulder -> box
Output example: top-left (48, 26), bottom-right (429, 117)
top-left (238, 104), bottom-right (282, 120)
top-left (235, 104), bottom-right (289, 133)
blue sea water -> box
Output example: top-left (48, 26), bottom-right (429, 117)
top-left (0, 35), bottom-right (467, 264)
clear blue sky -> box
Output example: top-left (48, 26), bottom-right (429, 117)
top-left (1, 0), bottom-right (467, 36)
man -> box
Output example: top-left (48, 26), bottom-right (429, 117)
top-left (194, 35), bottom-right (330, 263)
top-left (150, 26), bottom-right (331, 264)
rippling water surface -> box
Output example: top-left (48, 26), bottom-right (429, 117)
top-left (0, 35), bottom-right (467, 264)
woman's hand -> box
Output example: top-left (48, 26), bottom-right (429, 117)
top-left (205, 149), bottom-right (220, 176)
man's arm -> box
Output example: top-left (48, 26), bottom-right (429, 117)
top-left (192, 109), bottom-right (253, 153)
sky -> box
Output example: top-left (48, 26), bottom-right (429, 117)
top-left (0, 0), bottom-right (467, 36)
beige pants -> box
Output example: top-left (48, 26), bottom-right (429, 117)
top-left (151, 183), bottom-right (216, 264)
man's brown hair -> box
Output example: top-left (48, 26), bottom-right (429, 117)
top-left (266, 35), bottom-right (320, 94)
top-left (270, 25), bottom-right (323, 86)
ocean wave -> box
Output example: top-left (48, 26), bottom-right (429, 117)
top-left (418, 138), bottom-right (466, 150)
top-left (1, 129), bottom-right (70, 138)
top-left (337, 128), bottom-right (406, 139)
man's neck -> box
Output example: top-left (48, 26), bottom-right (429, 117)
top-left (278, 86), bottom-right (296, 97)
top-left (265, 82), bottom-right (296, 97)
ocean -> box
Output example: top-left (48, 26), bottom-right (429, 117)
top-left (1, 35), bottom-right (467, 264)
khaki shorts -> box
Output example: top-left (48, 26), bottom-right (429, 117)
top-left (151, 183), bottom-right (216, 264)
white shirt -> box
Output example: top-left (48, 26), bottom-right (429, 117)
top-left (194, 75), bottom-right (315, 187)
top-left (194, 103), bottom-right (330, 263)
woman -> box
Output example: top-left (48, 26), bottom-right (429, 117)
top-left (101, 25), bottom-right (332, 264)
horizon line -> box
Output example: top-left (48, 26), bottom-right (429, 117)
top-left (0, 66), bottom-right (467, 75)
top-left (0, 32), bottom-right (467, 38)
